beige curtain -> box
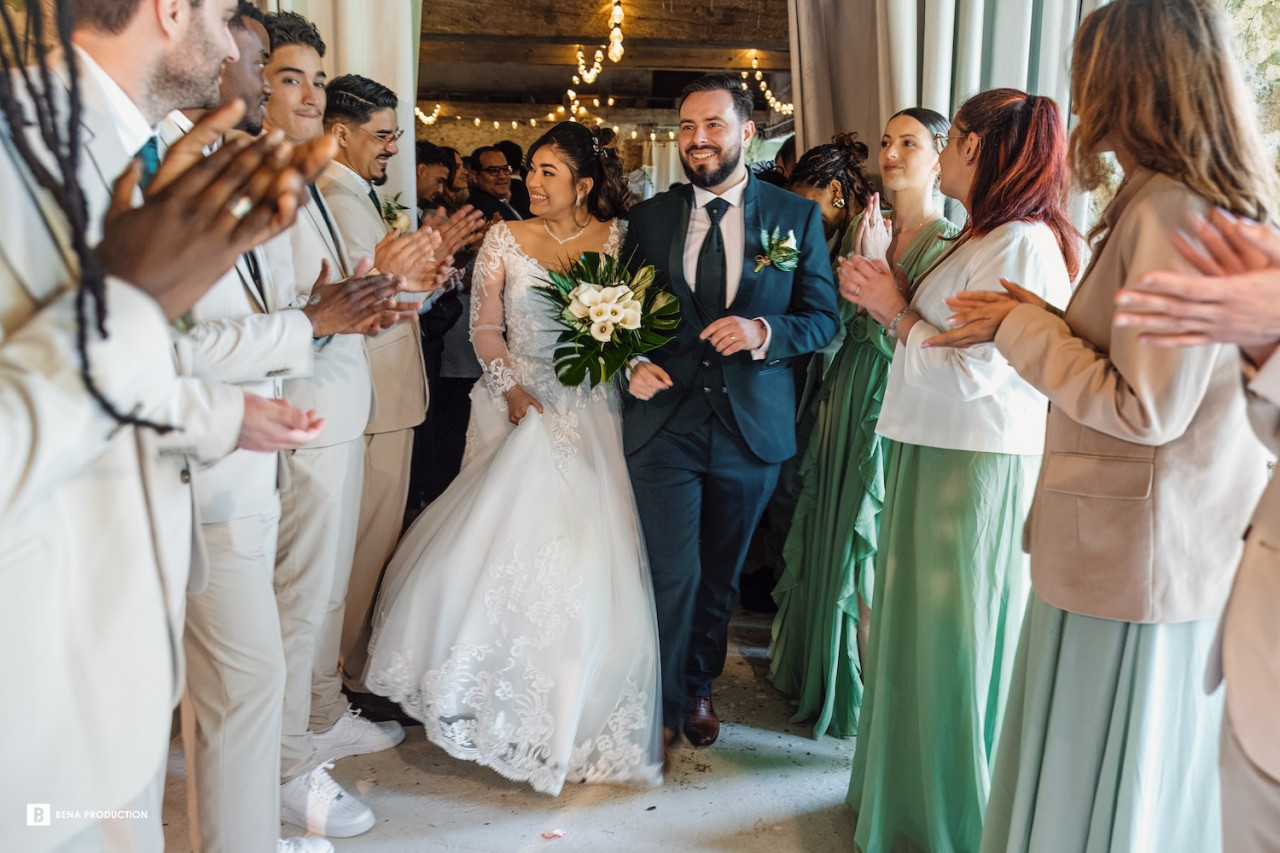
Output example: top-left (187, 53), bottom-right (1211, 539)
top-left (789, 0), bottom-right (1110, 151)
top-left (643, 140), bottom-right (686, 196)
top-left (261, 0), bottom-right (422, 220)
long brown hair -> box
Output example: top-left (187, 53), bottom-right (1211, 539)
top-left (1071, 0), bottom-right (1278, 230)
top-left (954, 89), bottom-right (1080, 279)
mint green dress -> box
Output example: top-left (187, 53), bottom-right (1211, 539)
top-left (768, 218), bottom-right (957, 739)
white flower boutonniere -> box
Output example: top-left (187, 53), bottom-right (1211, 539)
top-left (753, 227), bottom-right (800, 273)
top-left (381, 192), bottom-right (412, 232)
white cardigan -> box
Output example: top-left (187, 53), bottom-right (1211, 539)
top-left (876, 220), bottom-right (1073, 455)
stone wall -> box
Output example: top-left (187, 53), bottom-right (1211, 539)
top-left (1225, 0), bottom-right (1280, 164)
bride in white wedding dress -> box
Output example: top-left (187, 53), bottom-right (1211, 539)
top-left (364, 123), bottom-right (663, 795)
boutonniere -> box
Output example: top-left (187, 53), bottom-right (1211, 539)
top-left (381, 192), bottom-right (412, 232)
top-left (753, 227), bottom-right (800, 273)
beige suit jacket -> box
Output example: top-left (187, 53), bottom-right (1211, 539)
top-left (0, 101), bottom-right (197, 853)
top-left (317, 162), bottom-right (428, 434)
top-left (1207, 355), bottom-right (1280, 779)
top-left (995, 170), bottom-right (1267, 624)
top-left (266, 191), bottom-right (374, 447)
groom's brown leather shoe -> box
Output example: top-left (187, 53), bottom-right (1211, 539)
top-left (683, 697), bottom-right (720, 746)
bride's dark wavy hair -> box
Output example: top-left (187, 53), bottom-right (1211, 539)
top-left (526, 122), bottom-right (633, 221)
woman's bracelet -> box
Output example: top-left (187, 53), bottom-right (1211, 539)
top-left (886, 306), bottom-right (918, 340)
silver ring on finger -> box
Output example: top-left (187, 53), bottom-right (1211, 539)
top-left (227, 195), bottom-right (253, 220)
top-left (854, 285), bottom-right (862, 297)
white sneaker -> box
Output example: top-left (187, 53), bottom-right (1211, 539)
top-left (278, 838), bottom-right (335, 853)
top-left (312, 708), bottom-right (404, 763)
top-left (280, 764), bottom-right (375, 838)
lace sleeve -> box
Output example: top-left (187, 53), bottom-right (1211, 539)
top-left (470, 223), bottom-right (517, 399)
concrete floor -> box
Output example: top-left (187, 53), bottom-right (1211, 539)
top-left (162, 609), bottom-right (858, 852)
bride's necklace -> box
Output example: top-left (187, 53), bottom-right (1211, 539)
top-left (543, 219), bottom-right (589, 245)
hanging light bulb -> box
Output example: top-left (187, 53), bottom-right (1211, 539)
top-left (567, 89), bottom-right (577, 101)
top-left (607, 96), bottom-right (615, 106)
top-left (511, 120), bottom-right (518, 129)
top-left (593, 98), bottom-right (600, 107)
top-left (530, 119), bottom-right (537, 126)
top-left (612, 125), bottom-right (620, 133)
top-left (650, 132), bottom-right (656, 141)
top-left (631, 130), bottom-right (637, 139)
top-left (493, 121), bottom-right (500, 129)
top-left (474, 117), bottom-right (481, 126)
top-left (668, 130), bottom-right (675, 140)
top-left (557, 105), bottom-right (566, 113)
top-left (611, 1), bottom-right (624, 26)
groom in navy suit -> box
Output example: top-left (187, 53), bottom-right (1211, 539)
top-left (621, 74), bottom-right (839, 750)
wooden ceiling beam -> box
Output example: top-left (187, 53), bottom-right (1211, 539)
top-left (419, 38), bottom-right (789, 71)
top-left (418, 0), bottom-right (787, 46)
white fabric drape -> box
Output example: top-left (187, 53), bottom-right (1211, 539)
top-left (261, 1), bottom-right (422, 222)
top-left (789, 0), bottom-right (1108, 153)
top-left (643, 140), bottom-right (686, 195)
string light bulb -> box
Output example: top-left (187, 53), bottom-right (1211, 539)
top-left (607, 1), bottom-right (625, 62)
top-left (414, 103), bottom-right (441, 126)
top-left (576, 48), bottom-right (604, 85)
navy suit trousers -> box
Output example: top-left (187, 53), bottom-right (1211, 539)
top-left (627, 418), bottom-right (780, 728)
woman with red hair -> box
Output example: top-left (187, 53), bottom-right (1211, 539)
top-left (930, 1), bottom-right (1277, 849)
top-left (839, 88), bottom-right (1078, 851)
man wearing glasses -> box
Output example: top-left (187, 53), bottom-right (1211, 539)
top-left (467, 145), bottom-right (530, 220)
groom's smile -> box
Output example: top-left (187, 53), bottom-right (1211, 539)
top-left (677, 88), bottom-right (754, 193)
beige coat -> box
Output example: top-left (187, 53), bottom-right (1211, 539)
top-left (1207, 357), bottom-right (1280, 780)
top-left (995, 170), bottom-right (1267, 624)
top-left (264, 189), bottom-right (374, 447)
top-left (0, 65), bottom-right (237, 848)
top-left (317, 162), bottom-right (428, 433)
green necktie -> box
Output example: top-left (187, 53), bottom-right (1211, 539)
top-left (137, 135), bottom-right (160, 190)
top-left (696, 197), bottom-right (730, 318)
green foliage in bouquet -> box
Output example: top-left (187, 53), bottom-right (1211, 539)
top-left (537, 251), bottom-right (681, 387)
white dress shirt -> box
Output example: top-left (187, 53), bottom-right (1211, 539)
top-left (684, 174), bottom-right (747, 302)
top-left (876, 220), bottom-right (1073, 455)
top-left (680, 173), bottom-right (770, 357)
top-left (74, 45), bottom-right (152, 161)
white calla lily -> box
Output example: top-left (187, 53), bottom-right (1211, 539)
top-left (590, 320), bottom-right (615, 342)
top-left (619, 307), bottom-right (641, 329)
top-left (588, 304), bottom-right (611, 322)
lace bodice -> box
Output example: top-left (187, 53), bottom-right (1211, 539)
top-left (469, 219), bottom-right (624, 402)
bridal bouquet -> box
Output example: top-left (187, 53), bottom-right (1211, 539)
top-left (538, 252), bottom-right (680, 387)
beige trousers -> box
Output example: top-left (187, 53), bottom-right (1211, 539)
top-left (1221, 712), bottom-right (1280, 853)
top-left (274, 440), bottom-right (364, 782)
top-left (181, 500), bottom-right (285, 853)
top-left (327, 428), bottom-right (414, 703)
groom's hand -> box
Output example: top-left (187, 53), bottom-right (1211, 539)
top-left (627, 361), bottom-right (673, 400)
top-left (701, 316), bottom-right (766, 356)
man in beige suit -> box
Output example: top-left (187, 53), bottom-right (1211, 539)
top-left (260, 13), bottom-right (438, 839)
top-left (1114, 216), bottom-right (1280, 853)
top-left (315, 74), bottom-right (435, 704)
top-left (158, 8), bottom-right (408, 851)
top-left (0, 0), bottom-right (329, 849)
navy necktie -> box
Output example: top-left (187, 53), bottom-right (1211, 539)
top-left (136, 135), bottom-right (160, 190)
top-left (696, 197), bottom-right (730, 318)
top-left (368, 187), bottom-right (383, 220)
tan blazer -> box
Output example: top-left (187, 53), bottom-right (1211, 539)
top-left (266, 190), bottom-right (374, 447)
top-left (994, 170), bottom-right (1267, 624)
top-left (1207, 360), bottom-right (1280, 779)
top-left (0, 86), bottom-right (201, 850)
top-left (317, 162), bottom-right (428, 434)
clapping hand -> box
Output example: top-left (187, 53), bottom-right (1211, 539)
top-left (236, 393), bottom-right (324, 451)
top-left (302, 257), bottom-right (418, 337)
top-left (372, 227), bottom-right (453, 293)
top-left (98, 101), bottom-right (337, 321)
top-left (423, 205), bottom-right (487, 258)
top-left (1114, 212), bottom-right (1280, 360)
top-left (923, 279), bottom-right (1044, 348)
top-left (853, 192), bottom-right (892, 265)
top-left (838, 254), bottom-right (906, 325)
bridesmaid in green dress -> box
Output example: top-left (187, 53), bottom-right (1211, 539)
top-left (840, 90), bottom-right (1080, 852)
top-left (769, 109), bottom-right (957, 740)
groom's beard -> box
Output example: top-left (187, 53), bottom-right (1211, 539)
top-left (681, 142), bottom-right (742, 190)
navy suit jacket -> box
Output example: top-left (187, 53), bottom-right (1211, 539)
top-left (620, 175), bottom-right (839, 463)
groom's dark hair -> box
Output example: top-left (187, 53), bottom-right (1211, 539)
top-left (680, 73), bottom-right (754, 124)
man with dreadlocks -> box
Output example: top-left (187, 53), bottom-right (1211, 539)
top-left (0, 1), bottom-right (335, 850)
